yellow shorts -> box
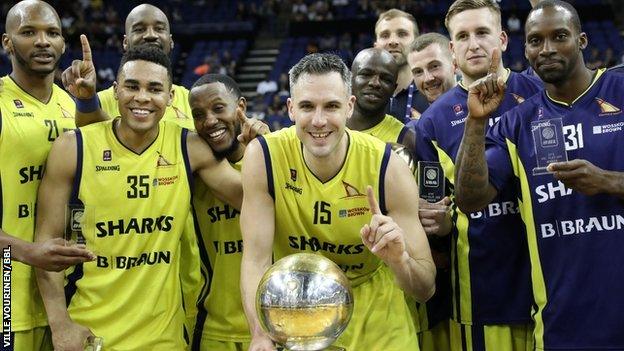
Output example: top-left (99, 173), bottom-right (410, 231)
top-left (196, 338), bottom-right (250, 351)
top-left (419, 320), bottom-right (451, 351)
top-left (2, 326), bottom-right (53, 351)
top-left (449, 319), bottom-right (533, 351)
top-left (334, 265), bottom-right (419, 350)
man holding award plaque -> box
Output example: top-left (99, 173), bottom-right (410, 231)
top-left (240, 53), bottom-right (436, 350)
top-left (455, 1), bottom-right (624, 349)
top-left (408, 1), bottom-right (542, 350)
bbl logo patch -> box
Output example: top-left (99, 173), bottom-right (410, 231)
top-left (290, 169), bottom-right (297, 182)
top-left (103, 150), bottom-right (112, 161)
top-left (13, 99), bottom-right (24, 108)
top-left (453, 104), bottom-right (463, 116)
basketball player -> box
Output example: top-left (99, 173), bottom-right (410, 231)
top-left (35, 46), bottom-right (243, 351)
top-left (240, 53), bottom-right (436, 351)
top-left (455, 1), bottom-right (624, 348)
top-left (409, 1), bottom-right (542, 350)
top-left (189, 74), bottom-right (265, 351)
top-left (0, 1), bottom-right (93, 349)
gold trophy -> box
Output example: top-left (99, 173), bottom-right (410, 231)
top-left (256, 253), bottom-right (353, 351)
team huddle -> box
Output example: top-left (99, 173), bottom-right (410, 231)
top-left (1, 0), bottom-right (623, 350)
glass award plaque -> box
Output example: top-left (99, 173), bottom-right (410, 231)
top-left (418, 161), bottom-right (445, 203)
top-left (531, 118), bottom-right (568, 176)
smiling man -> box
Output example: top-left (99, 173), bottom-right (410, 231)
top-left (455, 1), bottom-right (624, 349)
top-left (407, 1), bottom-right (543, 350)
top-left (346, 48), bottom-right (412, 147)
top-left (374, 9), bottom-right (429, 122)
top-left (240, 53), bottom-right (435, 351)
top-left (407, 33), bottom-right (457, 105)
top-left (35, 46), bottom-right (244, 351)
top-left (188, 74), bottom-right (267, 351)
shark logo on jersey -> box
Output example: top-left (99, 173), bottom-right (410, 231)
top-left (511, 93), bottom-right (525, 104)
top-left (595, 98), bottom-right (621, 116)
top-left (57, 104), bottom-right (74, 118)
top-left (173, 106), bottom-right (189, 120)
top-left (340, 181), bottom-right (365, 199)
top-left (156, 152), bottom-right (174, 167)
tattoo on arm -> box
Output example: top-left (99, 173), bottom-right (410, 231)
top-left (455, 118), bottom-right (493, 211)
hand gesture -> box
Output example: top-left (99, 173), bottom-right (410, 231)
top-left (237, 108), bottom-right (270, 145)
top-left (418, 197), bottom-right (452, 237)
top-left (467, 48), bottom-right (506, 120)
top-left (61, 35), bottom-right (97, 99)
top-left (30, 238), bottom-right (95, 272)
top-left (548, 159), bottom-right (609, 196)
top-left (248, 334), bottom-right (276, 351)
top-left (51, 320), bottom-right (95, 351)
top-left (361, 186), bottom-right (407, 264)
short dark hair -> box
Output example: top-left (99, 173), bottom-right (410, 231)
top-left (288, 53), bottom-right (352, 95)
top-left (118, 44), bottom-right (172, 84)
top-left (528, 0), bottom-right (581, 33)
top-left (375, 9), bottom-right (419, 38)
top-left (410, 32), bottom-right (451, 54)
top-left (445, 0), bottom-right (501, 34)
top-left (191, 74), bottom-right (242, 99)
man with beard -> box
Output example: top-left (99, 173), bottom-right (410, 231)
top-left (374, 9), bottom-right (429, 123)
top-left (0, 1), bottom-right (95, 349)
top-left (407, 33), bottom-right (457, 107)
top-left (347, 48), bottom-right (411, 146)
top-left (63, 3), bottom-right (193, 129)
top-left (189, 74), bottom-right (268, 351)
top-left (455, 1), bottom-right (624, 349)
top-left (406, 32), bottom-right (458, 351)
top-left (410, 1), bottom-right (542, 350)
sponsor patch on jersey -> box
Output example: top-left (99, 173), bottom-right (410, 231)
top-left (338, 207), bottom-right (369, 218)
top-left (12, 111), bottom-right (34, 118)
top-left (153, 175), bottom-right (179, 187)
top-left (592, 121), bottom-right (624, 134)
top-left (103, 150), bottom-right (112, 161)
top-left (511, 93), bottom-right (525, 104)
top-left (95, 164), bottom-right (120, 172)
top-left (13, 99), bottom-right (23, 108)
top-left (285, 182), bottom-right (302, 194)
top-left (290, 168), bottom-right (297, 182)
top-left (58, 104), bottom-right (74, 118)
top-left (453, 104), bottom-right (464, 116)
top-left (173, 106), bottom-right (189, 120)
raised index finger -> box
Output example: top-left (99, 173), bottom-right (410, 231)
top-left (488, 48), bottom-right (500, 75)
top-left (366, 185), bottom-right (381, 215)
top-left (80, 34), bottom-right (92, 63)
top-left (236, 107), bottom-right (248, 125)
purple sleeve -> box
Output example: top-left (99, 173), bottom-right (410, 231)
top-left (408, 114), bottom-right (439, 163)
top-left (485, 112), bottom-right (516, 192)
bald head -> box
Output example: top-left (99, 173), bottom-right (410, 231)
top-left (351, 48), bottom-right (398, 113)
top-left (352, 48), bottom-right (398, 75)
top-left (123, 4), bottom-right (173, 54)
top-left (5, 0), bottom-right (60, 33)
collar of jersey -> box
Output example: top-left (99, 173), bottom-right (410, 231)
top-left (545, 68), bottom-right (605, 107)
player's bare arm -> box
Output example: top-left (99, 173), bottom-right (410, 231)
top-left (361, 152), bottom-right (436, 302)
top-left (455, 49), bottom-right (504, 213)
top-left (187, 131), bottom-right (243, 210)
top-left (548, 159), bottom-right (624, 199)
top-left (239, 139), bottom-right (277, 351)
top-left (61, 35), bottom-right (110, 127)
top-left (34, 132), bottom-right (94, 351)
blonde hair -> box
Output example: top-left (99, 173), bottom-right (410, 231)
top-left (445, 0), bottom-right (501, 34)
top-left (375, 9), bottom-right (419, 38)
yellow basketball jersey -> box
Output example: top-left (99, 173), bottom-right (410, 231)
top-left (260, 127), bottom-right (419, 349)
top-left (98, 84), bottom-right (195, 130)
top-left (191, 159), bottom-right (250, 345)
top-left (0, 76), bottom-right (76, 331)
top-left (99, 84), bottom-right (202, 336)
top-left (358, 114), bottom-right (407, 144)
top-left (66, 119), bottom-right (191, 350)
